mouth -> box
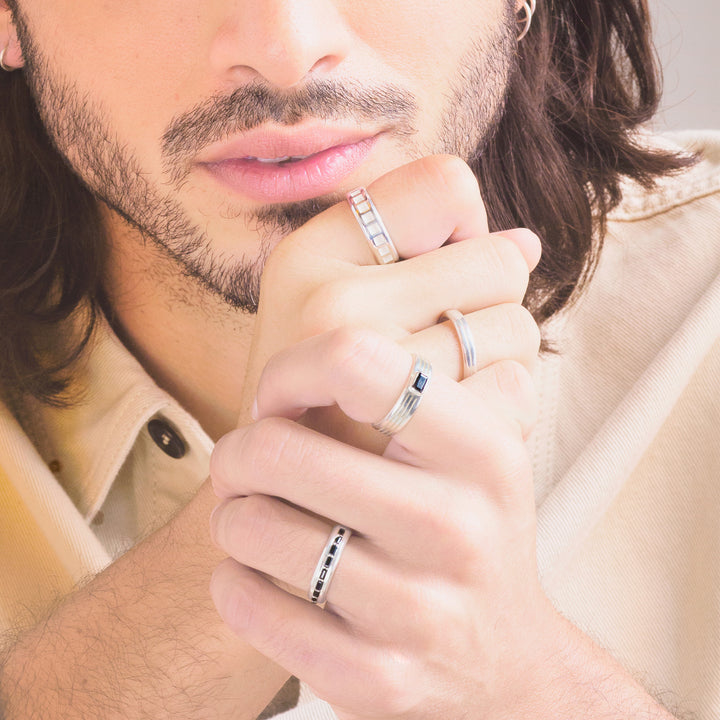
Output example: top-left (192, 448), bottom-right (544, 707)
top-left (195, 127), bottom-right (381, 204)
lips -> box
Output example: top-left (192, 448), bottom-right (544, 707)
top-left (195, 127), bottom-right (380, 204)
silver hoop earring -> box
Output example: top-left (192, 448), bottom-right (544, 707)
top-left (517, 0), bottom-right (537, 41)
top-left (0, 47), bottom-right (11, 72)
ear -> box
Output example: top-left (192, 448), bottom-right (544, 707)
top-left (1, 3), bottom-right (26, 70)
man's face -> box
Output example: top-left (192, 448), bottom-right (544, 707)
top-left (13, 0), bottom-right (517, 311)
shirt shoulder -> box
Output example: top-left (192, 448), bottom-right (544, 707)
top-left (609, 129), bottom-right (720, 222)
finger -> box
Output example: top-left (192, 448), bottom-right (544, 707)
top-left (280, 154), bottom-right (488, 267)
top-left (402, 303), bottom-right (541, 378)
top-left (210, 416), bottom-right (530, 594)
top-left (210, 496), bottom-right (393, 624)
top-left (211, 416), bottom-right (424, 530)
top-left (303, 233), bottom-right (539, 336)
top-left (210, 559), bottom-right (393, 713)
top-left (209, 496), bottom-right (469, 645)
top-left (460, 359), bottom-right (539, 441)
top-left (210, 495), bottom-right (340, 597)
top-left (228, 329), bottom-right (530, 486)
top-left (252, 326), bottom-right (523, 444)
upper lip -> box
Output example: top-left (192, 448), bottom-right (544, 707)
top-left (195, 124), bottom-right (381, 163)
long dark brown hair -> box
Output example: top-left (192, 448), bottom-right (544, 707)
top-left (0, 0), bottom-right (693, 405)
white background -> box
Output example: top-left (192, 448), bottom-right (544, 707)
top-left (649, 0), bottom-right (719, 130)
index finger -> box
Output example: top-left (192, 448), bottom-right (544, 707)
top-left (280, 154), bottom-right (489, 266)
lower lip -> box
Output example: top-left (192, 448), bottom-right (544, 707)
top-left (200, 137), bottom-right (377, 204)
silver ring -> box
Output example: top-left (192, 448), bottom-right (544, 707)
top-left (441, 309), bottom-right (478, 379)
top-left (0, 47), bottom-right (12, 73)
top-left (309, 525), bottom-right (351, 605)
top-left (372, 354), bottom-right (432, 436)
top-left (347, 187), bottom-right (399, 265)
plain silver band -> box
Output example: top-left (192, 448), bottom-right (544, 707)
top-left (347, 187), bottom-right (399, 265)
top-left (441, 309), bottom-right (478, 379)
top-left (309, 525), bottom-right (351, 605)
top-left (372, 354), bottom-right (432, 436)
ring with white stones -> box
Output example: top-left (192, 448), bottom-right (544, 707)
top-left (440, 309), bottom-right (478, 379)
top-left (372, 354), bottom-right (432, 437)
top-left (347, 187), bottom-right (399, 265)
top-left (309, 525), bottom-right (352, 605)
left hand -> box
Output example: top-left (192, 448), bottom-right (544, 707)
top-left (208, 327), bottom-right (562, 719)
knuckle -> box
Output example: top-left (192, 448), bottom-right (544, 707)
top-left (485, 430), bottom-right (533, 491)
top-left (358, 650), bottom-right (416, 716)
top-left (230, 494), bottom-right (278, 556)
top-left (210, 560), bottom-right (257, 634)
top-left (326, 326), bottom-right (389, 387)
top-left (427, 154), bottom-right (479, 198)
top-left (404, 497), bottom-right (483, 574)
top-left (420, 154), bottom-right (481, 210)
top-left (300, 277), bottom-right (363, 335)
top-left (490, 358), bottom-right (535, 407)
top-left (502, 304), bottom-right (542, 363)
top-left (241, 417), bottom-right (298, 483)
top-left (488, 235), bottom-right (530, 297)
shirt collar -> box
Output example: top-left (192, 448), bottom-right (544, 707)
top-left (22, 315), bottom-right (214, 520)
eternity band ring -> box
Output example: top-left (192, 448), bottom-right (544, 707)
top-left (441, 309), bottom-right (479, 379)
top-left (372, 354), bottom-right (432, 437)
top-left (309, 525), bottom-right (352, 605)
top-left (347, 187), bottom-right (399, 265)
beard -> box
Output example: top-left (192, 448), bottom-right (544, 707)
top-left (14, 5), bottom-right (516, 315)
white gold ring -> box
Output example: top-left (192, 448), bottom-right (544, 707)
top-left (347, 187), bottom-right (399, 265)
top-left (441, 309), bottom-right (478, 379)
top-left (309, 525), bottom-right (351, 605)
top-left (372, 354), bottom-right (432, 436)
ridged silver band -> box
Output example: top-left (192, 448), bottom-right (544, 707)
top-left (309, 525), bottom-right (351, 605)
top-left (372, 355), bottom-right (432, 436)
top-left (441, 309), bottom-right (478, 379)
top-left (347, 187), bottom-right (399, 265)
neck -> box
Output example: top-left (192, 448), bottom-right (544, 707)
top-left (101, 213), bottom-right (257, 442)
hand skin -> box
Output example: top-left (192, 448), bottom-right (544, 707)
top-left (0, 155), bottom-right (538, 719)
top-left (0, 154), bottom-right (676, 719)
top-left (209, 331), bottom-right (679, 720)
top-left (206, 156), bottom-right (680, 717)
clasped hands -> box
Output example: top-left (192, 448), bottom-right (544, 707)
top-left (208, 155), bottom-right (560, 718)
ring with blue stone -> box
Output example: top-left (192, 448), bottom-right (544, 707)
top-left (372, 354), bottom-right (433, 437)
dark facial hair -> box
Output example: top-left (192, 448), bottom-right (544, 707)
top-left (15, 4), bottom-right (516, 314)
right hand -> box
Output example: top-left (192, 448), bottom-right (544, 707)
top-left (239, 154), bottom-right (542, 452)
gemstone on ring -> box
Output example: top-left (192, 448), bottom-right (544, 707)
top-left (372, 355), bottom-right (432, 437)
top-left (309, 525), bottom-right (351, 605)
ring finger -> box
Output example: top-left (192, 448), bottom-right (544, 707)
top-left (210, 493), bottom-right (422, 638)
top-left (211, 492), bottom-right (468, 651)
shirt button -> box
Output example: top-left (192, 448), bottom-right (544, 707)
top-left (147, 418), bottom-right (187, 459)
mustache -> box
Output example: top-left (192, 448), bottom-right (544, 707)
top-left (161, 79), bottom-right (418, 185)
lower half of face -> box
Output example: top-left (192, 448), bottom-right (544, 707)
top-left (16, 0), bottom-right (517, 312)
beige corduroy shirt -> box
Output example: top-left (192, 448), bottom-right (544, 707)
top-left (1, 131), bottom-right (719, 719)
